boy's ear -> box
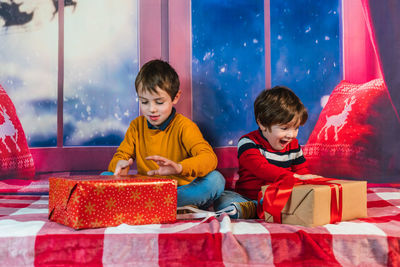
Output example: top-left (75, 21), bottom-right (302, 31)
top-left (172, 90), bottom-right (182, 104)
top-left (257, 119), bottom-right (267, 131)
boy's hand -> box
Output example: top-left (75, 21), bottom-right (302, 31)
top-left (146, 155), bottom-right (183, 176)
top-left (114, 158), bottom-right (134, 176)
top-left (293, 173), bottom-right (323, 180)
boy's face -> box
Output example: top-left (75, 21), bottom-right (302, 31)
top-left (258, 120), bottom-right (299, 151)
top-left (138, 85), bottom-right (180, 127)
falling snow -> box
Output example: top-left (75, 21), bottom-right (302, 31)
top-left (270, 0), bottom-right (340, 143)
top-left (192, 1), bottom-right (264, 146)
top-left (0, 0), bottom-right (139, 146)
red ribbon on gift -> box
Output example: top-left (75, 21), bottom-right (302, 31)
top-left (257, 177), bottom-right (343, 224)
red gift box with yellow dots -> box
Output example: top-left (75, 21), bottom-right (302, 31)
top-left (48, 175), bottom-right (177, 229)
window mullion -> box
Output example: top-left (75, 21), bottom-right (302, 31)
top-left (57, 0), bottom-right (64, 148)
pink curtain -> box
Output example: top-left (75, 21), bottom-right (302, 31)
top-left (342, 0), bottom-right (400, 181)
top-left (343, 0), bottom-right (381, 83)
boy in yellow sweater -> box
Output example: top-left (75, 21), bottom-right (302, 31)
top-left (105, 59), bottom-right (225, 208)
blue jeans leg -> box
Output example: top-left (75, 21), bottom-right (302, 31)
top-left (101, 170), bottom-right (225, 209)
top-left (177, 170), bottom-right (225, 208)
top-left (213, 190), bottom-right (255, 211)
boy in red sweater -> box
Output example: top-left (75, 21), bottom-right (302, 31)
top-left (214, 86), bottom-right (320, 218)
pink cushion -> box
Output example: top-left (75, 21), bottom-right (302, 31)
top-left (0, 84), bottom-right (35, 179)
top-left (303, 79), bottom-right (400, 181)
top-left (214, 147), bottom-right (239, 190)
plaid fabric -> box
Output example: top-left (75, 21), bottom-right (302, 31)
top-left (0, 187), bottom-right (399, 266)
top-left (0, 177), bottom-right (49, 194)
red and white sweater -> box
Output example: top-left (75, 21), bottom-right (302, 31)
top-left (235, 130), bottom-right (309, 200)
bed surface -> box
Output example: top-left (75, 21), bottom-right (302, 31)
top-left (1, 178), bottom-right (399, 266)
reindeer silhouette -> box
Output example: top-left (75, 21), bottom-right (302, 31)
top-left (0, 105), bottom-right (20, 153)
top-left (0, 0), bottom-right (34, 27)
top-left (317, 95), bottom-right (356, 141)
top-left (52, 0), bottom-right (77, 18)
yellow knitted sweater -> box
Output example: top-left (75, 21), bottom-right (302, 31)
top-left (108, 113), bottom-right (218, 185)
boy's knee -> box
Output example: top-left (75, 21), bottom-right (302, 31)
top-left (198, 170), bottom-right (225, 196)
top-left (209, 170), bottom-right (226, 194)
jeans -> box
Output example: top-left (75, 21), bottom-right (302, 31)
top-left (100, 170), bottom-right (225, 208)
top-left (213, 190), bottom-right (257, 211)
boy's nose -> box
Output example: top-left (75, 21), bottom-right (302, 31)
top-left (286, 131), bottom-right (295, 138)
top-left (149, 103), bottom-right (157, 112)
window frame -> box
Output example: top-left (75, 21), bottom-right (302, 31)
top-left (29, 0), bottom-right (281, 173)
top-left (30, 0), bottom-right (192, 173)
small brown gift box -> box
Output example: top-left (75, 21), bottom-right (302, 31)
top-left (49, 175), bottom-right (177, 229)
top-left (259, 179), bottom-right (367, 227)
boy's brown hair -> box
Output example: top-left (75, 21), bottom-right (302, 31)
top-left (135, 59), bottom-right (180, 100)
top-left (254, 86), bottom-right (308, 130)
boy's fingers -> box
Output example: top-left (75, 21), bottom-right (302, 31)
top-left (146, 155), bottom-right (168, 162)
top-left (146, 158), bottom-right (171, 168)
top-left (114, 168), bottom-right (121, 176)
top-left (114, 159), bottom-right (134, 176)
top-left (158, 160), bottom-right (172, 166)
top-left (147, 169), bottom-right (159, 176)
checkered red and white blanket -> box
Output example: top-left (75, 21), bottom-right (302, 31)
top-left (1, 184), bottom-right (399, 266)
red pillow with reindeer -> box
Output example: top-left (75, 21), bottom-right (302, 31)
top-left (303, 79), bottom-right (400, 181)
top-left (0, 84), bottom-right (35, 179)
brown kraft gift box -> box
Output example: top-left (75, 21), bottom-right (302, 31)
top-left (260, 179), bottom-right (367, 227)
